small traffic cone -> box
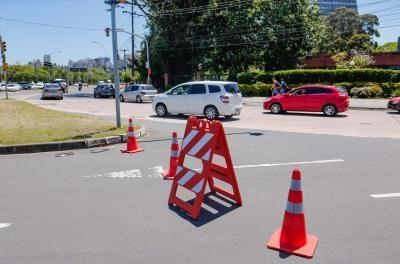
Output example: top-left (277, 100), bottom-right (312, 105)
top-left (266, 169), bottom-right (318, 259)
top-left (121, 118), bottom-right (144, 153)
top-left (162, 132), bottom-right (179, 180)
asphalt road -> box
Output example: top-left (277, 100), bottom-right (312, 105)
top-left (0, 119), bottom-right (399, 263)
top-left (5, 87), bottom-right (400, 138)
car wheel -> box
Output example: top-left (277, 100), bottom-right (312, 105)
top-left (60, 97), bottom-right (64, 100)
top-left (270, 103), bottom-right (282, 114)
top-left (323, 104), bottom-right (338, 116)
top-left (204, 105), bottom-right (219, 120)
top-left (136, 95), bottom-right (142, 103)
top-left (94, 93), bottom-right (98, 98)
top-left (120, 95), bottom-right (125, 102)
top-left (156, 103), bottom-right (168, 117)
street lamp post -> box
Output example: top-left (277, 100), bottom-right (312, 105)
top-left (118, 30), bottom-right (150, 84)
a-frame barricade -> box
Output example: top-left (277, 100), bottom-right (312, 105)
top-left (168, 116), bottom-right (242, 219)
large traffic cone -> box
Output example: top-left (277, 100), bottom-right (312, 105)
top-left (266, 169), bottom-right (318, 259)
top-left (162, 132), bottom-right (179, 180)
top-left (121, 118), bottom-right (144, 153)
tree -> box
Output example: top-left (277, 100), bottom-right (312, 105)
top-left (250, 0), bottom-right (322, 70)
top-left (320, 8), bottom-right (379, 54)
top-left (376, 42), bottom-right (398, 52)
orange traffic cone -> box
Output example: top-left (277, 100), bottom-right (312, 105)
top-left (266, 169), bottom-right (318, 259)
top-left (162, 132), bottom-right (179, 180)
top-left (121, 118), bottom-right (144, 153)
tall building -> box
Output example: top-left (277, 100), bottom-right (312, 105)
top-left (317, 0), bottom-right (358, 15)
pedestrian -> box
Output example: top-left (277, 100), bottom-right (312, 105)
top-left (272, 77), bottom-right (280, 96)
top-left (280, 79), bottom-right (289, 94)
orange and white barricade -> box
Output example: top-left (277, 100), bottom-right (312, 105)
top-left (168, 116), bottom-right (242, 219)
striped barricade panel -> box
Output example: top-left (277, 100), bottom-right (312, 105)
top-left (181, 129), bottom-right (214, 161)
top-left (175, 166), bottom-right (205, 194)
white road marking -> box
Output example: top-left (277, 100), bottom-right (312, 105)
top-left (78, 159), bottom-right (344, 179)
top-left (0, 223), bottom-right (11, 229)
top-left (233, 159), bottom-right (345, 169)
top-left (370, 193), bottom-right (400, 198)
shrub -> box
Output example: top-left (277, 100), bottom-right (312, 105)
top-left (237, 72), bottom-right (259, 84)
top-left (350, 83), bottom-right (383, 98)
top-left (391, 88), bottom-right (400, 97)
top-left (237, 69), bottom-right (400, 85)
top-left (239, 82), bottom-right (272, 97)
top-left (381, 83), bottom-right (400, 97)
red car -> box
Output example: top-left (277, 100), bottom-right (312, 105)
top-left (263, 85), bottom-right (349, 116)
top-left (388, 97), bottom-right (400, 112)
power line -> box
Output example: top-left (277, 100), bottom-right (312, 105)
top-left (0, 16), bottom-right (103, 31)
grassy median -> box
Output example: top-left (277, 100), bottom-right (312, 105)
top-left (0, 99), bottom-right (134, 145)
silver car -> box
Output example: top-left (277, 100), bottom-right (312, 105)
top-left (41, 83), bottom-right (64, 100)
top-left (120, 84), bottom-right (158, 103)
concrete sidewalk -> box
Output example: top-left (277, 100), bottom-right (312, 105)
top-left (243, 97), bottom-right (388, 110)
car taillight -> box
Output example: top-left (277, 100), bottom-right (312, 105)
top-left (220, 95), bottom-right (229, 103)
top-left (140, 91), bottom-right (146, 95)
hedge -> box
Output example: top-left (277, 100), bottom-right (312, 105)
top-left (237, 69), bottom-right (400, 85)
top-left (238, 82), bottom-right (400, 98)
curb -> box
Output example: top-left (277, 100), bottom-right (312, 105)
top-left (0, 126), bottom-right (146, 155)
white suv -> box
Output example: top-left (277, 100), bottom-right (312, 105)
top-left (152, 81), bottom-right (243, 120)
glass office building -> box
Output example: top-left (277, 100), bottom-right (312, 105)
top-left (317, 0), bottom-right (358, 15)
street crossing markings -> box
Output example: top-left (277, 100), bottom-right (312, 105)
top-left (0, 223), bottom-right (11, 229)
top-left (370, 193), bottom-right (400, 199)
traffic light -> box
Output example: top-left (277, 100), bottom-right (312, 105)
top-left (105, 27), bottom-right (111, 37)
top-left (0, 41), bottom-right (6, 53)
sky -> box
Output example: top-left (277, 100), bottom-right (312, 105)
top-left (0, 0), bottom-right (399, 66)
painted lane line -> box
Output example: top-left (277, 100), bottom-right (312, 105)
top-left (79, 160), bottom-right (344, 179)
top-left (80, 167), bottom-right (165, 179)
top-left (233, 159), bottom-right (345, 169)
top-left (370, 193), bottom-right (400, 199)
top-left (0, 223), bottom-right (11, 229)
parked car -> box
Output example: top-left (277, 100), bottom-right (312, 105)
top-left (30, 82), bottom-right (38, 89)
top-left (19, 82), bottom-right (32, 90)
top-left (263, 85), bottom-right (349, 116)
top-left (0, 83), bottom-right (5, 91)
top-left (41, 83), bottom-right (63, 100)
top-left (52, 79), bottom-right (68, 93)
top-left (120, 84), bottom-right (158, 103)
top-left (37, 82), bottom-right (45, 89)
top-left (6, 83), bottom-right (21, 92)
top-left (152, 81), bottom-right (243, 120)
top-left (388, 97), bottom-right (400, 112)
top-left (94, 84), bottom-right (115, 98)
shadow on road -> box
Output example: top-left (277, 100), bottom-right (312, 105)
top-left (168, 192), bottom-right (240, 227)
top-left (262, 111), bottom-right (348, 118)
top-left (64, 93), bottom-right (93, 98)
top-left (149, 114), bottom-right (241, 122)
top-left (387, 111), bottom-right (400, 115)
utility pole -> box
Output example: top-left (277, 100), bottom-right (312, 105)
top-left (120, 49), bottom-right (128, 71)
top-left (117, 30), bottom-right (150, 84)
top-left (123, 3), bottom-right (135, 80)
top-left (105, 0), bottom-right (126, 128)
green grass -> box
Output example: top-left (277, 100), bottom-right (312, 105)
top-left (0, 99), bottom-right (137, 145)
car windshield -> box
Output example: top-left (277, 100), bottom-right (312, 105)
top-left (224, 83), bottom-right (240, 94)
